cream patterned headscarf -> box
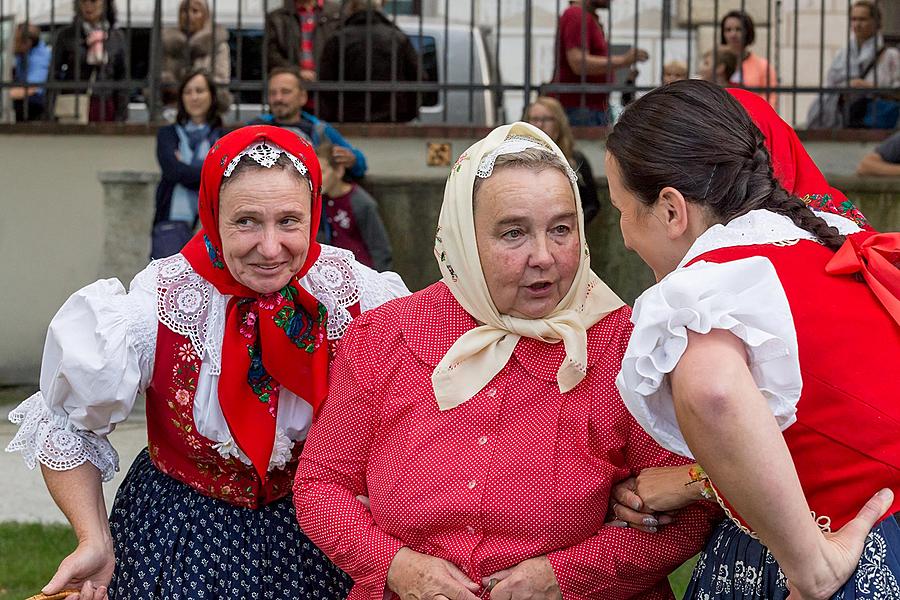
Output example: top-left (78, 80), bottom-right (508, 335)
top-left (432, 122), bottom-right (624, 411)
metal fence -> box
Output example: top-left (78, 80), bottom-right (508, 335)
top-left (0, 0), bottom-right (897, 128)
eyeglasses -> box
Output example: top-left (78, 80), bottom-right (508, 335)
top-left (528, 116), bottom-right (556, 125)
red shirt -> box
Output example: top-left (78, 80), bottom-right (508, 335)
top-left (552, 5), bottom-right (610, 111)
top-left (295, 282), bottom-right (718, 600)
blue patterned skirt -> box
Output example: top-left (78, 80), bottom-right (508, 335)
top-left (108, 448), bottom-right (352, 599)
top-left (684, 516), bottom-right (900, 599)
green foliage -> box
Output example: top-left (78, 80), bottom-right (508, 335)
top-left (668, 554), bottom-right (700, 599)
top-left (0, 522), bottom-right (77, 600)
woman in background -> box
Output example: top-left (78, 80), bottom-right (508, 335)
top-left (524, 96), bottom-right (600, 224)
top-left (151, 69), bottom-right (224, 259)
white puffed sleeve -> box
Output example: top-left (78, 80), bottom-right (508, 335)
top-left (354, 262), bottom-right (410, 312)
top-left (6, 264), bottom-right (159, 482)
top-left (615, 256), bottom-right (803, 459)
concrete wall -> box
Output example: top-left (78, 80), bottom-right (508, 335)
top-left (0, 132), bottom-right (897, 384)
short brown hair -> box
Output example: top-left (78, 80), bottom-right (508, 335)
top-left (853, 0), bottom-right (882, 28)
top-left (268, 66), bottom-right (305, 89)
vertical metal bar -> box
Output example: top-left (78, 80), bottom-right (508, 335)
top-left (236, 0), bottom-right (243, 121)
top-left (738, 0), bottom-right (745, 86)
top-left (25, 0), bottom-right (32, 120)
top-left (686, 0), bottom-right (692, 78)
top-left (766, 0), bottom-right (773, 107)
top-left (442, 0), bottom-right (448, 122)
top-left (336, 0), bottom-right (345, 123)
top-left (495, 0), bottom-right (501, 121)
top-left (523, 0), bottom-right (532, 109)
top-left (390, 0), bottom-right (398, 122)
top-left (660, 0), bottom-right (666, 84)
top-left (579, 1), bottom-right (587, 111)
top-left (416, 2), bottom-right (423, 119)
top-left (148, 0), bottom-right (163, 121)
top-left (818, 0), bottom-right (825, 117)
top-left (1, 0), bottom-right (6, 121)
top-left (467, 0), bottom-right (474, 123)
top-left (364, 0), bottom-right (373, 122)
top-left (793, 0), bottom-right (798, 124)
top-left (845, 0), bottom-right (853, 127)
top-left (262, 0), bottom-right (269, 115)
top-left (712, 0), bottom-right (719, 87)
top-left (211, 0), bottom-right (218, 111)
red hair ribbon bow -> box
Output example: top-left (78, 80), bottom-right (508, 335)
top-left (826, 231), bottom-right (900, 328)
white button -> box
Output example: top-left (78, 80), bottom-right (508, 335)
top-left (486, 388), bottom-right (497, 397)
top-left (467, 480), bottom-right (477, 489)
top-left (478, 436), bottom-right (488, 445)
top-left (466, 525), bottom-right (476, 534)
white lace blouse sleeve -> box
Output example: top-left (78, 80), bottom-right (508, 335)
top-left (354, 262), bottom-right (410, 313)
top-left (6, 264), bottom-right (159, 482)
top-left (615, 256), bottom-right (803, 459)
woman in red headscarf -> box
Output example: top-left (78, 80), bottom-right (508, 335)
top-left (728, 87), bottom-right (872, 231)
top-left (6, 125), bottom-right (409, 599)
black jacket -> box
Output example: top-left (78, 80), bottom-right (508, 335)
top-left (317, 9), bottom-right (422, 123)
top-left (49, 19), bottom-right (129, 121)
top-left (572, 149), bottom-right (600, 224)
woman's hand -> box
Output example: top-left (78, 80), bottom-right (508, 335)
top-left (786, 489), bottom-right (893, 600)
top-left (608, 465), bottom-right (704, 531)
top-left (483, 556), bottom-right (562, 600)
top-left (387, 547), bottom-right (480, 600)
top-left (42, 538), bottom-right (115, 600)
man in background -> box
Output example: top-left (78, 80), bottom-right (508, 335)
top-left (550, 0), bottom-right (648, 126)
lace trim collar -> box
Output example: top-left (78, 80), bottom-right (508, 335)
top-left (155, 245), bottom-right (361, 373)
top-left (679, 209), bottom-right (860, 269)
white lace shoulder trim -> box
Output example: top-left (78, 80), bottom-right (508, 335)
top-left (679, 209), bottom-right (861, 268)
top-left (300, 244), bottom-right (365, 340)
top-left (6, 393), bottom-right (119, 482)
top-left (616, 256), bottom-right (803, 458)
top-left (155, 253), bottom-right (225, 375)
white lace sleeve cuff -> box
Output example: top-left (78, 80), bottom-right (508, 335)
top-left (615, 256), bottom-right (803, 458)
top-left (6, 392), bottom-right (120, 482)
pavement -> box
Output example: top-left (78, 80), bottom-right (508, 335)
top-left (0, 395), bottom-right (148, 524)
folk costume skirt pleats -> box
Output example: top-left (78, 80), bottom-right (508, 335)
top-left (108, 448), bottom-right (352, 599)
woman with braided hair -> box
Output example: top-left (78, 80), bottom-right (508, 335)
top-left (603, 79), bottom-right (900, 599)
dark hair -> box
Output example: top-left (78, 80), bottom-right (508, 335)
top-left (16, 22), bottom-right (40, 46)
top-left (176, 69), bottom-right (223, 129)
top-left (853, 0), bottom-right (882, 28)
top-left (606, 80), bottom-right (845, 251)
top-left (268, 66), bottom-right (305, 89)
top-left (74, 0), bottom-right (118, 27)
top-left (720, 10), bottom-right (755, 47)
top-left (220, 153), bottom-right (311, 192)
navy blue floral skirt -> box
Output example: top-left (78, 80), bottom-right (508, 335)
top-left (685, 516), bottom-right (900, 599)
top-left (108, 448), bottom-right (352, 599)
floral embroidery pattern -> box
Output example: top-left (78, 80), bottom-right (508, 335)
top-left (449, 152), bottom-right (469, 178)
top-left (272, 285), bottom-right (327, 352)
top-left (803, 193), bottom-right (869, 229)
top-left (203, 234), bottom-right (225, 270)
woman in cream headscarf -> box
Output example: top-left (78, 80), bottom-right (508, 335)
top-left (294, 122), bottom-right (718, 600)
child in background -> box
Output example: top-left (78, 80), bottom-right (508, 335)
top-left (316, 141), bottom-right (394, 271)
top-left (662, 60), bottom-right (688, 84)
top-left (698, 47), bottom-right (738, 86)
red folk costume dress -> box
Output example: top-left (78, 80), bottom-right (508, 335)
top-left (6, 126), bottom-right (409, 598)
top-left (617, 209), bottom-right (900, 599)
top-left (295, 122), bottom-right (718, 600)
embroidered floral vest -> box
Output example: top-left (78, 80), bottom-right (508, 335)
top-left (146, 248), bottom-right (363, 509)
top-left (146, 324), bottom-right (299, 508)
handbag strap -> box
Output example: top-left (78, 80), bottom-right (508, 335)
top-left (860, 45), bottom-right (887, 80)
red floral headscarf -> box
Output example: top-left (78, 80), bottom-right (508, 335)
top-left (181, 125), bottom-right (328, 482)
top-left (728, 88), bottom-right (872, 231)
